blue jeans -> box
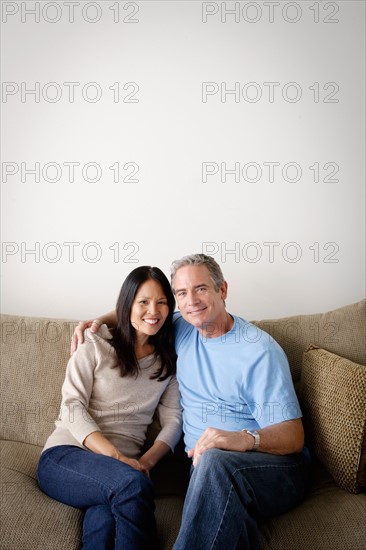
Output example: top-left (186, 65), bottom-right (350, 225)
top-left (37, 445), bottom-right (157, 550)
top-left (173, 448), bottom-right (310, 550)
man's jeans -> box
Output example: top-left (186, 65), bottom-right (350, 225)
top-left (37, 445), bottom-right (157, 550)
top-left (173, 448), bottom-right (310, 550)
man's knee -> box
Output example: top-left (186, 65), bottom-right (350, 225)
top-left (195, 448), bottom-right (228, 476)
top-left (195, 449), bottom-right (256, 481)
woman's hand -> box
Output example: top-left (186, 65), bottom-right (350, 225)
top-left (83, 432), bottom-right (150, 476)
top-left (138, 441), bottom-right (171, 474)
top-left (70, 319), bottom-right (102, 355)
top-left (117, 455), bottom-right (150, 477)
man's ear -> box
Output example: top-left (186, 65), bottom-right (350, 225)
top-left (220, 281), bottom-right (228, 301)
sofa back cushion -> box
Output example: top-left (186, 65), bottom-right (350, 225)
top-left (1, 300), bottom-right (365, 447)
top-left (0, 314), bottom-right (77, 447)
top-left (254, 300), bottom-right (366, 391)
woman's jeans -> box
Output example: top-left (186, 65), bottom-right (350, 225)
top-left (37, 445), bottom-right (157, 550)
top-left (173, 448), bottom-right (310, 550)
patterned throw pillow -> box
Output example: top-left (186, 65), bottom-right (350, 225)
top-left (301, 346), bottom-right (366, 494)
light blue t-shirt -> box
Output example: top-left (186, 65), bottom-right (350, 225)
top-left (173, 312), bottom-right (302, 451)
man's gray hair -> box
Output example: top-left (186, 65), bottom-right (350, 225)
top-left (170, 254), bottom-right (225, 293)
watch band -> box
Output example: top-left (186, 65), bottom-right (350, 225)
top-left (241, 429), bottom-right (260, 451)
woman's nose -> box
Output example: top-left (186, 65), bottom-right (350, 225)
top-left (148, 303), bottom-right (157, 314)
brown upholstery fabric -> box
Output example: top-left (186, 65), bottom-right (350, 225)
top-left (300, 347), bottom-right (366, 493)
top-left (259, 462), bottom-right (366, 550)
top-left (155, 496), bottom-right (184, 549)
top-left (0, 440), bottom-right (83, 550)
top-left (0, 316), bottom-right (77, 446)
top-left (254, 300), bottom-right (366, 390)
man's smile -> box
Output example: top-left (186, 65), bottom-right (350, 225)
top-left (187, 307), bottom-right (207, 316)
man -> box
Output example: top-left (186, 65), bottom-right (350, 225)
top-left (72, 254), bottom-right (309, 549)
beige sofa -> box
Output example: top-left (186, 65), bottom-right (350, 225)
top-left (1, 300), bottom-right (365, 550)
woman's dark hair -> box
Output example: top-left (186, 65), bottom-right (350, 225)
top-left (110, 266), bottom-right (176, 380)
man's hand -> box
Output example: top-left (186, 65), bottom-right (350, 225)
top-left (70, 310), bottom-right (117, 354)
top-left (70, 319), bottom-right (102, 355)
top-left (188, 427), bottom-right (255, 467)
top-left (188, 419), bottom-right (304, 467)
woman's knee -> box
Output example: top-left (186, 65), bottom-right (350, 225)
top-left (114, 468), bottom-right (154, 502)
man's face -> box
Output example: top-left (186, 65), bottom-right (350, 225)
top-left (173, 264), bottom-right (228, 336)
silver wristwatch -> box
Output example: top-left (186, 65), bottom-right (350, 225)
top-left (241, 429), bottom-right (260, 451)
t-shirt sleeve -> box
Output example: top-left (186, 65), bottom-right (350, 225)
top-left (155, 375), bottom-right (183, 451)
top-left (173, 312), bottom-right (191, 352)
top-left (243, 341), bottom-right (302, 428)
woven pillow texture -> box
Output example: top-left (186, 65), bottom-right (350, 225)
top-left (301, 346), bottom-right (366, 494)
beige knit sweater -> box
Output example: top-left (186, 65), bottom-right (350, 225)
top-left (43, 326), bottom-right (182, 458)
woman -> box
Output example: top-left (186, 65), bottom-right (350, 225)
top-left (37, 266), bottom-right (182, 550)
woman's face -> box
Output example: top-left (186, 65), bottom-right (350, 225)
top-left (130, 279), bottom-right (170, 339)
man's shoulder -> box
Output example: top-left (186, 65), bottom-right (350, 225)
top-left (172, 312), bottom-right (196, 345)
top-left (173, 311), bottom-right (192, 332)
top-left (231, 315), bottom-right (286, 355)
top-left (173, 311), bottom-right (187, 325)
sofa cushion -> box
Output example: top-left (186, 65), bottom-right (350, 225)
top-left (0, 314), bottom-right (77, 447)
top-left (259, 461), bottom-right (366, 550)
top-left (254, 300), bottom-right (366, 390)
top-left (0, 440), bottom-right (83, 550)
top-left (300, 346), bottom-right (366, 493)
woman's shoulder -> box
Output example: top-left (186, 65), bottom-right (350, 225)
top-left (81, 324), bottom-right (114, 356)
top-left (84, 324), bottom-right (113, 342)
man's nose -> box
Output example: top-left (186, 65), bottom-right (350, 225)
top-left (187, 291), bottom-right (199, 305)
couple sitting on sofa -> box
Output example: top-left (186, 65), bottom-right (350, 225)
top-left (37, 253), bottom-right (310, 550)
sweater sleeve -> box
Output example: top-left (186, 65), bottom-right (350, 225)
top-left (155, 375), bottom-right (183, 452)
top-left (57, 330), bottom-right (102, 445)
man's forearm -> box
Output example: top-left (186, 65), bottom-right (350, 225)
top-left (252, 419), bottom-right (304, 455)
top-left (190, 419), bottom-right (305, 466)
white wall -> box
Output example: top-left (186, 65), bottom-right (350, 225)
top-left (1, 0), bottom-right (365, 321)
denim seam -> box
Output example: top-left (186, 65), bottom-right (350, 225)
top-left (232, 460), bottom-right (304, 476)
top-left (41, 450), bottom-right (117, 496)
top-left (210, 484), bottom-right (235, 550)
top-left (210, 460), bottom-right (304, 549)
